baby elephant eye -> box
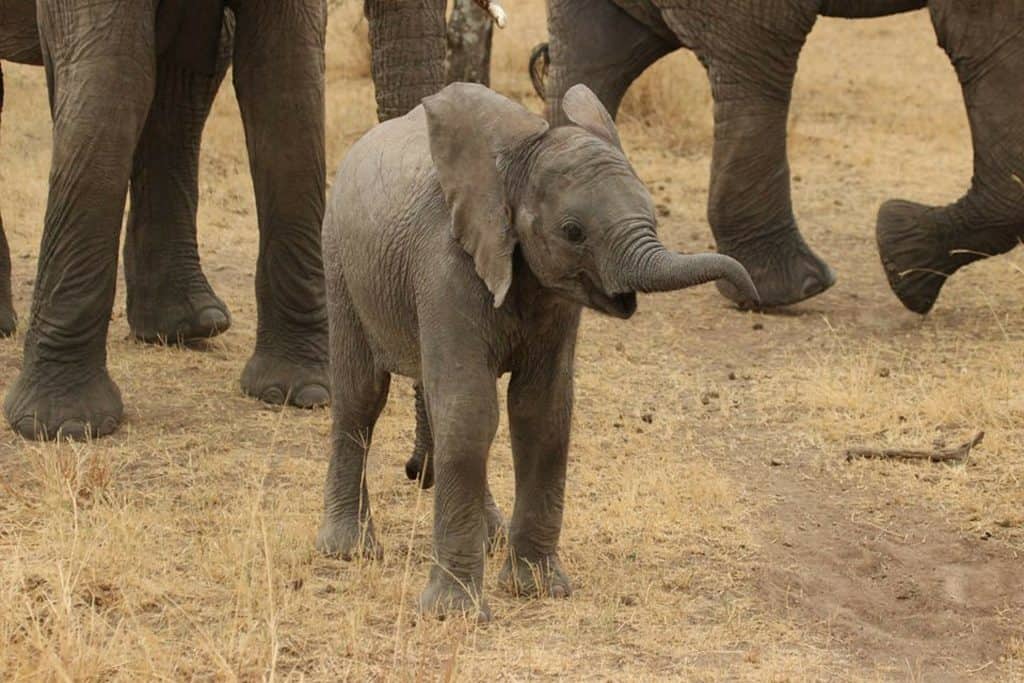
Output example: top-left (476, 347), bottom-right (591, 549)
top-left (562, 221), bottom-right (586, 244)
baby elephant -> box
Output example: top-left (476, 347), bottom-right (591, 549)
top-left (318, 83), bottom-right (757, 620)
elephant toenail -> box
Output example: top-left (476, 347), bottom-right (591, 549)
top-left (197, 307), bottom-right (230, 334)
top-left (260, 387), bottom-right (286, 405)
top-left (12, 416), bottom-right (40, 439)
top-left (292, 384), bottom-right (330, 409)
top-left (58, 419), bottom-right (88, 440)
top-left (97, 416), bottom-right (119, 436)
top-left (551, 585), bottom-right (566, 599)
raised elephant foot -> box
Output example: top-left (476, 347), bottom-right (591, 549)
top-left (4, 366), bottom-right (123, 440)
top-left (876, 199), bottom-right (964, 314)
top-left (0, 306), bottom-right (15, 338)
top-left (240, 351), bottom-right (330, 408)
top-left (418, 569), bottom-right (491, 622)
top-left (316, 515), bottom-right (382, 560)
top-left (129, 286), bottom-right (231, 344)
top-left (717, 230), bottom-right (836, 308)
top-left (405, 445), bottom-right (433, 488)
top-left (499, 551), bottom-right (572, 599)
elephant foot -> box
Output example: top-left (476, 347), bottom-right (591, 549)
top-left (4, 366), bottom-right (123, 440)
top-left (405, 446), bottom-right (433, 488)
top-left (419, 569), bottom-right (490, 622)
top-left (484, 490), bottom-right (508, 553)
top-left (240, 351), bottom-right (329, 408)
top-left (499, 551), bottom-right (572, 599)
top-left (876, 199), bottom-right (963, 315)
top-left (717, 230), bottom-right (836, 308)
top-left (0, 304), bottom-right (15, 338)
top-left (316, 515), bottom-right (382, 560)
top-left (130, 283), bottom-right (231, 344)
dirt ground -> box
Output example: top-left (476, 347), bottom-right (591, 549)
top-left (2, 3), bottom-right (1022, 680)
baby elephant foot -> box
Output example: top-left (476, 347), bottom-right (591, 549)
top-left (404, 447), bottom-right (433, 488)
top-left (4, 367), bottom-right (123, 440)
top-left (418, 570), bottom-right (491, 622)
top-left (0, 308), bottom-right (15, 338)
top-left (316, 515), bottom-right (382, 560)
top-left (129, 287), bottom-right (231, 344)
top-left (241, 351), bottom-right (329, 409)
top-left (499, 552), bottom-right (572, 599)
top-left (718, 228), bottom-right (836, 308)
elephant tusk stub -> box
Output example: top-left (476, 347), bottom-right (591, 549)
top-left (473, 0), bottom-right (508, 28)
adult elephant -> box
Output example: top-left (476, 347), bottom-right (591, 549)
top-left (0, 0), bottom-right (449, 440)
top-left (534, 0), bottom-right (1024, 313)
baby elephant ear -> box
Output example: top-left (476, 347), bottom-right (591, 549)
top-left (561, 84), bottom-right (622, 150)
top-left (423, 83), bottom-right (549, 308)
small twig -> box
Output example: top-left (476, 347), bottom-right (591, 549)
top-left (845, 431), bottom-right (984, 463)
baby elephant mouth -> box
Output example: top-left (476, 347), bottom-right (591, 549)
top-left (582, 276), bottom-right (637, 319)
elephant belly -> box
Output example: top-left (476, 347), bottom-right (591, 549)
top-left (611, 0), bottom-right (675, 42)
top-left (328, 108), bottom-right (462, 380)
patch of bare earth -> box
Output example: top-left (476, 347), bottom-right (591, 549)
top-left (1, 4), bottom-right (1021, 680)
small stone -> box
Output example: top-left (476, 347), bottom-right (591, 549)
top-left (641, 413), bottom-right (653, 424)
top-left (700, 391), bottom-right (720, 405)
top-left (620, 595), bottom-right (638, 607)
top-left (769, 459), bottom-right (783, 467)
top-left (656, 203), bottom-right (672, 217)
top-left (728, 371), bottom-right (737, 380)
top-left (878, 367), bottom-right (891, 378)
top-left (752, 322), bottom-right (764, 330)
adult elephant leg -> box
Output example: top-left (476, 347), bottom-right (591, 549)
top-left (0, 211), bottom-right (14, 337)
top-left (662, 4), bottom-right (835, 308)
top-left (125, 24), bottom-right (232, 344)
top-left (0, 67), bottom-right (15, 337)
top-left (316, 279), bottom-right (388, 560)
top-left (3, 0), bottom-right (156, 440)
top-left (364, 0), bottom-right (446, 122)
top-left (231, 0), bottom-right (329, 408)
top-left (545, 0), bottom-right (676, 126)
top-left (499, 330), bottom-right (577, 599)
top-left (876, 1), bottom-right (1024, 314)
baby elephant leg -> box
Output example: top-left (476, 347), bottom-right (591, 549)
top-left (500, 354), bottom-right (574, 599)
top-left (405, 382), bottom-right (435, 487)
top-left (316, 298), bottom-right (389, 561)
top-left (407, 381), bottom-right (507, 550)
top-left (417, 368), bottom-right (498, 622)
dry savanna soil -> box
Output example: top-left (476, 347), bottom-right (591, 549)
top-left (1, 3), bottom-right (1022, 680)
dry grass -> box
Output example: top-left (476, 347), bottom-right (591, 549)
top-left (1, 3), bottom-right (1022, 680)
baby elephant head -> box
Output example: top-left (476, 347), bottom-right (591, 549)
top-left (423, 83), bottom-right (759, 315)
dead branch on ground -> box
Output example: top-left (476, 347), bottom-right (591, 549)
top-left (845, 431), bottom-right (984, 463)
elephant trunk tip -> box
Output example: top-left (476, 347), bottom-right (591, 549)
top-left (722, 257), bottom-right (760, 307)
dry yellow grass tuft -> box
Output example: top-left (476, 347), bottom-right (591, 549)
top-left (1, 3), bottom-right (1022, 680)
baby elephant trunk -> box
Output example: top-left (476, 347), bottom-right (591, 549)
top-left (611, 234), bottom-right (760, 305)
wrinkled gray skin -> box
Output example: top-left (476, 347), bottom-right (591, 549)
top-left (538, 0), bottom-right (1024, 313)
top-left (0, 0), bottom-right (42, 337)
top-left (0, 0), bottom-right (446, 440)
top-left (319, 82), bottom-right (757, 620)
